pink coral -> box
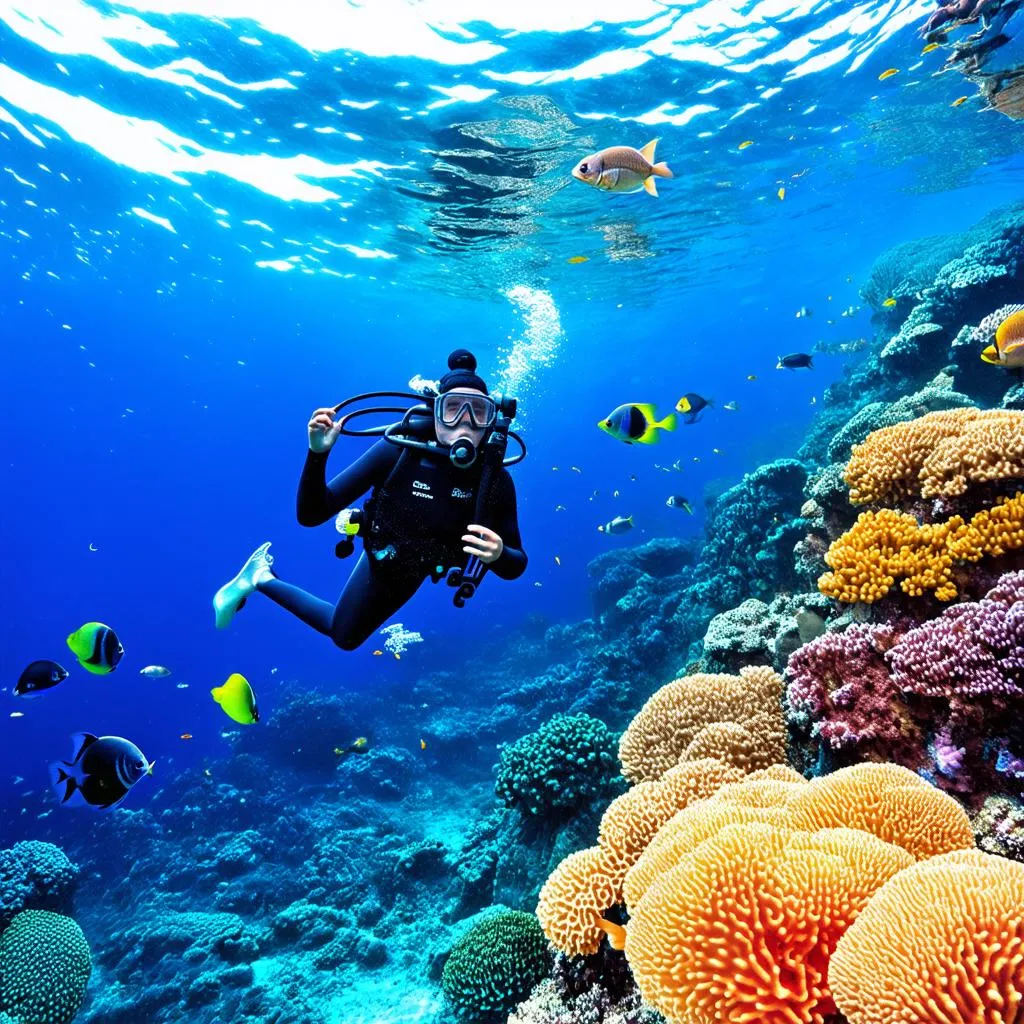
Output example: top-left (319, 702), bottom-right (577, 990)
top-left (785, 623), bottom-right (923, 768)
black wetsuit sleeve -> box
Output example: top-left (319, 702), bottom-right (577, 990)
top-left (297, 440), bottom-right (400, 527)
top-left (489, 469), bottom-right (527, 581)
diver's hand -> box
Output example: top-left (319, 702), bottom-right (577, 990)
top-left (308, 407), bottom-right (343, 453)
top-left (463, 524), bottom-right (503, 564)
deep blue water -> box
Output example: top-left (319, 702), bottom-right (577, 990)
top-left (1, 0), bottom-right (1022, 869)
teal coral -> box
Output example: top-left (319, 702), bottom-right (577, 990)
top-left (441, 909), bottom-right (552, 1021)
top-left (0, 911), bottom-right (91, 1024)
top-left (495, 714), bottom-right (622, 817)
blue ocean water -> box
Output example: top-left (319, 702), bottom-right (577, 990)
top-left (2, 1), bottom-right (1024, 1022)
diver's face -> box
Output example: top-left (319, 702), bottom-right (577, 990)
top-left (435, 387), bottom-right (488, 450)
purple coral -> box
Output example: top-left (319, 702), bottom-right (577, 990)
top-left (785, 623), bottom-right (923, 768)
top-left (887, 571), bottom-right (1024, 701)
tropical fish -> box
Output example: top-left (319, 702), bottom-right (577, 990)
top-left (777, 353), bottom-right (814, 370)
top-left (50, 733), bottom-right (153, 810)
top-left (666, 495), bottom-right (694, 514)
top-left (795, 307), bottom-right (812, 318)
top-left (139, 665), bottom-right (171, 679)
top-left (180, 733), bottom-right (193, 741)
top-left (675, 393), bottom-right (712, 424)
top-left (879, 68), bottom-right (899, 80)
top-left (738, 140), bottom-right (754, 150)
top-left (372, 650), bottom-right (383, 656)
top-left (723, 401), bottom-right (739, 411)
top-left (777, 187), bottom-right (786, 201)
top-left (981, 310), bottom-right (1024, 368)
top-left (176, 682), bottom-right (189, 690)
top-left (921, 41), bottom-right (940, 53)
top-left (567, 256), bottom-right (589, 264)
top-left (572, 139), bottom-right (673, 197)
top-left (14, 660), bottom-right (69, 698)
top-left (420, 739), bottom-right (427, 751)
top-left (66, 622), bottom-right (123, 675)
top-left (882, 297), bottom-right (897, 307)
top-left (554, 555), bottom-right (561, 565)
top-left (951, 96), bottom-right (968, 107)
top-left (10, 712), bottom-right (24, 719)
top-left (211, 673), bottom-right (259, 725)
top-left (747, 374), bottom-right (758, 381)
top-left (598, 515), bottom-right (634, 535)
top-left (598, 403), bottom-right (676, 444)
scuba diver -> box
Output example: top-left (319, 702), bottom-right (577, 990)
top-left (212, 350), bottom-right (528, 650)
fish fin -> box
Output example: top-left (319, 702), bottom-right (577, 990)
top-left (49, 763), bottom-right (84, 806)
top-left (981, 345), bottom-right (1001, 364)
top-left (656, 412), bottom-right (677, 433)
top-left (807, 356), bottom-right (815, 368)
top-left (211, 687), bottom-right (223, 704)
top-left (642, 175), bottom-right (658, 197)
top-left (652, 160), bottom-right (673, 178)
top-left (632, 403), bottom-right (660, 420)
top-left (70, 732), bottom-right (98, 761)
top-left (638, 139), bottom-right (658, 164)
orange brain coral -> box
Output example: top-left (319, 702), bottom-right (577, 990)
top-left (831, 849), bottom-right (1024, 1024)
top-left (627, 822), bottom-right (914, 1024)
top-left (536, 845), bottom-right (620, 956)
top-left (598, 758), bottom-right (745, 889)
top-left (619, 666), bottom-right (786, 783)
top-left (844, 407), bottom-right (1024, 504)
top-left (784, 762), bottom-right (974, 860)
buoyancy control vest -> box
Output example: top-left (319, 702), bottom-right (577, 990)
top-left (362, 447), bottom-right (482, 580)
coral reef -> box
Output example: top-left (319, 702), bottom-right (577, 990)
top-left (0, 911), bottom-right (91, 1024)
top-left (441, 910), bottom-right (552, 1022)
top-left (974, 794), bottom-right (1024, 861)
top-left (830, 850), bottom-right (1024, 1024)
top-left (495, 714), bottom-right (623, 819)
top-left (0, 844), bottom-right (78, 932)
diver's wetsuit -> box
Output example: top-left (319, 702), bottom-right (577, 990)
top-left (257, 439), bottom-right (527, 650)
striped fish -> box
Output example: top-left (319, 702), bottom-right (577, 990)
top-left (66, 622), bottom-right (124, 674)
top-left (572, 139), bottom-right (674, 197)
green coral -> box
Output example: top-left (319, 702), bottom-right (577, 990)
top-left (0, 911), bottom-right (91, 1024)
top-left (441, 910), bottom-right (551, 1021)
top-left (495, 714), bottom-right (621, 817)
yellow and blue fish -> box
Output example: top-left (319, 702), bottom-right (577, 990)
top-left (598, 403), bottom-right (676, 444)
top-left (66, 622), bottom-right (123, 675)
top-left (211, 673), bottom-right (259, 725)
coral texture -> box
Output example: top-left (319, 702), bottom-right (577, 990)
top-left (535, 847), bottom-right (621, 958)
top-left (441, 910), bottom-right (552, 1021)
top-left (495, 714), bottom-right (622, 818)
top-left (0, 911), bottom-right (91, 1024)
top-left (830, 850), bottom-right (1024, 1024)
top-left (618, 667), bottom-right (786, 783)
top-left (844, 407), bottom-right (1024, 504)
top-left (626, 822), bottom-right (912, 1024)
top-left (0, 844), bottom-right (78, 932)
top-left (974, 795), bottom-right (1024, 861)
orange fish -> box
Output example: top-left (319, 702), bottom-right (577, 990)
top-left (981, 309), bottom-right (1024, 367)
top-left (372, 650), bottom-right (383, 656)
top-left (420, 738), bottom-right (427, 750)
top-left (571, 139), bottom-right (673, 197)
top-left (951, 96), bottom-right (968, 107)
top-left (567, 255), bottom-right (589, 264)
top-left (878, 68), bottom-right (899, 80)
top-left (180, 733), bottom-right (193, 741)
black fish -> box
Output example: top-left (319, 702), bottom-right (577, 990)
top-left (777, 352), bottom-right (814, 370)
top-left (50, 733), bottom-right (153, 810)
top-left (14, 660), bottom-right (69, 697)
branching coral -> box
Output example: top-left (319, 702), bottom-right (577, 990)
top-left (785, 623), bottom-right (923, 767)
top-left (817, 492), bottom-right (1024, 603)
top-left (844, 407), bottom-right (1024, 504)
top-left (830, 850), bottom-right (1024, 1024)
top-left (618, 666), bottom-right (786, 782)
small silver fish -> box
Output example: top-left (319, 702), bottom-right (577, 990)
top-left (140, 665), bottom-right (171, 678)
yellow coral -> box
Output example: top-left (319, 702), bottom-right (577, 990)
top-left (845, 408), bottom-right (1024, 504)
top-left (618, 666), bottom-right (786, 783)
top-left (627, 822), bottom-right (913, 1024)
top-left (818, 493), bottom-right (1024, 603)
top-left (830, 849), bottom-right (1024, 1024)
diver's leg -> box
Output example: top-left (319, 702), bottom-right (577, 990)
top-left (256, 575), bottom-right (336, 634)
top-left (328, 554), bottom-right (424, 651)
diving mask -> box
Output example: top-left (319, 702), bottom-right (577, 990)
top-left (435, 392), bottom-right (497, 430)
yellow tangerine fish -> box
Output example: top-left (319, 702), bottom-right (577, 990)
top-left (981, 310), bottom-right (1024, 367)
top-left (572, 139), bottom-right (673, 197)
top-left (211, 673), bottom-right (259, 725)
top-left (882, 297), bottom-right (897, 307)
top-left (567, 255), bottom-right (589, 264)
top-left (879, 68), bottom-right (899, 80)
top-left (738, 140), bottom-right (754, 150)
top-left (921, 42), bottom-right (940, 54)
top-left (951, 96), bottom-right (969, 107)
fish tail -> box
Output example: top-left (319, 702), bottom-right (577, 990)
top-left (643, 176), bottom-right (659, 197)
top-left (656, 412), bottom-right (677, 432)
top-left (638, 138), bottom-right (659, 164)
top-left (49, 762), bottom-right (78, 804)
top-left (652, 160), bottom-right (673, 178)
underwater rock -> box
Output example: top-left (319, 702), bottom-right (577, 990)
top-left (343, 746), bottom-right (418, 801)
top-left (974, 794), bottom-right (1024, 861)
